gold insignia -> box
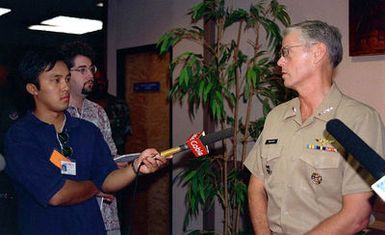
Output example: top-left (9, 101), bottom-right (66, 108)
top-left (315, 138), bottom-right (335, 147)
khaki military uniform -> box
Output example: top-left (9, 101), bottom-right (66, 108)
top-left (244, 84), bottom-right (385, 234)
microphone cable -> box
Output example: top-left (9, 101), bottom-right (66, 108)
top-left (127, 162), bottom-right (144, 235)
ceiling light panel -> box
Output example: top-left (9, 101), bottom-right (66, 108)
top-left (0, 7), bottom-right (11, 17)
top-left (28, 16), bottom-right (103, 35)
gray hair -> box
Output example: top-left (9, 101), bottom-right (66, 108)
top-left (284, 20), bottom-right (343, 68)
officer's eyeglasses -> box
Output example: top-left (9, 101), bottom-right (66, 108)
top-left (280, 42), bottom-right (318, 58)
top-left (57, 131), bottom-right (73, 158)
top-left (280, 44), bottom-right (307, 58)
top-left (70, 65), bottom-right (97, 75)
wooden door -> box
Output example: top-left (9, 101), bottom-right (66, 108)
top-left (117, 45), bottom-right (171, 235)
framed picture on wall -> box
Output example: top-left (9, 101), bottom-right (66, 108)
top-left (349, 0), bottom-right (385, 56)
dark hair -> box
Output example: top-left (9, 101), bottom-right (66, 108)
top-left (18, 49), bottom-right (64, 89)
top-left (284, 20), bottom-right (343, 68)
top-left (60, 41), bottom-right (95, 69)
top-left (17, 49), bottom-right (64, 111)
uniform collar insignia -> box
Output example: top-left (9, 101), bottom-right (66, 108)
top-left (317, 106), bottom-right (334, 116)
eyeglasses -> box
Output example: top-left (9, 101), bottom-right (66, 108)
top-left (57, 131), bottom-right (73, 158)
top-left (280, 44), bottom-right (307, 58)
top-left (280, 42), bottom-right (318, 58)
top-left (70, 65), bottom-right (97, 75)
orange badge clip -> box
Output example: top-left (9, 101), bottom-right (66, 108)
top-left (49, 149), bottom-right (71, 169)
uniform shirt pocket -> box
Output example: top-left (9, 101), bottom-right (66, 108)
top-left (261, 144), bottom-right (283, 176)
top-left (299, 149), bottom-right (343, 197)
top-left (300, 149), bottom-right (340, 169)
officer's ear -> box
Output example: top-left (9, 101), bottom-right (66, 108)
top-left (312, 42), bottom-right (327, 65)
top-left (26, 83), bottom-right (39, 96)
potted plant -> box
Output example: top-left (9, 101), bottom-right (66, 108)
top-left (157, 0), bottom-right (292, 234)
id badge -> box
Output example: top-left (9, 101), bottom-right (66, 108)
top-left (61, 161), bottom-right (76, 175)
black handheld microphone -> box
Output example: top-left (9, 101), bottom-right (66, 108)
top-left (326, 119), bottom-right (385, 180)
top-left (114, 128), bottom-right (234, 162)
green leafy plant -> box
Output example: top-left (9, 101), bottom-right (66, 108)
top-left (157, 0), bottom-right (293, 234)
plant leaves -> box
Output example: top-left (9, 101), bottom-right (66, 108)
top-left (158, 0), bottom-right (294, 232)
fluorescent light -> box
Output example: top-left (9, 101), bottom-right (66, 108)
top-left (0, 8), bottom-right (11, 16)
top-left (28, 16), bottom-right (103, 35)
top-left (96, 2), bottom-right (103, 7)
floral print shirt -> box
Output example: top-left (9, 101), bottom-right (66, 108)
top-left (67, 99), bottom-right (120, 231)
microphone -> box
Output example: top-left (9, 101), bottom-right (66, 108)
top-left (326, 119), bottom-right (385, 180)
top-left (114, 128), bottom-right (233, 162)
top-left (326, 119), bottom-right (385, 200)
top-left (161, 127), bottom-right (233, 157)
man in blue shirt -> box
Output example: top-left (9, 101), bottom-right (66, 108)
top-left (4, 50), bottom-right (167, 235)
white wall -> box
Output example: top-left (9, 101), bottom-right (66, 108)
top-left (107, 1), bottom-right (385, 234)
top-left (108, 0), bottom-right (385, 121)
top-left (280, 0), bottom-right (385, 121)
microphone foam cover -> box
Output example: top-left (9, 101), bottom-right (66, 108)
top-left (326, 119), bottom-right (385, 180)
top-left (200, 128), bottom-right (234, 145)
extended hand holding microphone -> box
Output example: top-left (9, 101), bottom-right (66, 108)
top-left (326, 119), bottom-right (385, 200)
top-left (114, 128), bottom-right (234, 163)
top-left (120, 128), bottom-right (234, 234)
